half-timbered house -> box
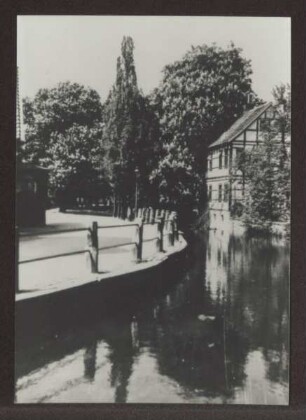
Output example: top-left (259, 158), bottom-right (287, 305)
top-left (206, 102), bottom-right (278, 226)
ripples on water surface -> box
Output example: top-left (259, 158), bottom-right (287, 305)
top-left (15, 229), bottom-right (289, 404)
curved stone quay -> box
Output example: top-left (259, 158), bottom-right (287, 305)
top-left (16, 209), bottom-right (186, 301)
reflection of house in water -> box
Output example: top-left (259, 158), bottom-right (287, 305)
top-left (16, 163), bottom-right (49, 227)
top-left (206, 229), bottom-right (232, 302)
top-left (207, 231), bottom-right (289, 397)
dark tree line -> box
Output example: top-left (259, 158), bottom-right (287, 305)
top-left (21, 36), bottom-right (288, 222)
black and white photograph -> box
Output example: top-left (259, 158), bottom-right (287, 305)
top-left (15, 16), bottom-right (291, 405)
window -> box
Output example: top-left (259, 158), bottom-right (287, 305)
top-left (258, 118), bottom-right (270, 132)
top-left (236, 148), bottom-right (242, 163)
top-left (218, 184), bottom-right (222, 202)
top-left (208, 155), bottom-right (212, 171)
top-left (224, 149), bottom-right (228, 168)
top-left (224, 184), bottom-right (229, 202)
top-left (219, 151), bottom-right (223, 169)
top-left (208, 185), bottom-right (212, 201)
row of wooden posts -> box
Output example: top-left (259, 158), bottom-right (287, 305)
top-left (134, 208), bottom-right (175, 224)
top-left (87, 209), bottom-right (179, 273)
top-left (114, 205), bottom-right (175, 224)
top-left (15, 208), bottom-right (180, 293)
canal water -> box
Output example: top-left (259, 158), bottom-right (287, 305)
top-left (15, 229), bottom-right (289, 404)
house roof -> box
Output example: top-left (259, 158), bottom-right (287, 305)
top-left (209, 102), bottom-right (273, 149)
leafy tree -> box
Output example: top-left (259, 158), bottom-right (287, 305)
top-left (22, 82), bottom-right (106, 205)
top-left (102, 36), bottom-right (161, 213)
top-left (23, 81), bottom-right (103, 165)
top-left (150, 42), bottom-right (259, 212)
top-left (272, 83), bottom-right (291, 140)
top-left (46, 123), bottom-right (108, 202)
top-left (272, 83), bottom-right (291, 167)
top-left (238, 135), bottom-right (289, 229)
top-left (232, 87), bottom-right (291, 230)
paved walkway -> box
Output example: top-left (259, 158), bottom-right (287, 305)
top-left (20, 208), bottom-right (132, 235)
top-left (17, 209), bottom-right (180, 298)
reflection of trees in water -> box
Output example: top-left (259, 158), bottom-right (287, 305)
top-left (17, 229), bottom-right (289, 403)
top-left (156, 314), bottom-right (231, 398)
top-left (224, 234), bottom-right (289, 389)
top-left (106, 317), bottom-right (139, 403)
top-left (260, 245), bottom-right (289, 385)
top-left (84, 340), bottom-right (98, 381)
top-left (78, 307), bottom-right (141, 403)
top-left (155, 285), bottom-right (229, 396)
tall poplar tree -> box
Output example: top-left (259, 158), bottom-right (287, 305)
top-left (103, 36), bottom-right (161, 214)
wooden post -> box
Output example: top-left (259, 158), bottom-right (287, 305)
top-left (158, 215), bottom-right (165, 252)
top-left (93, 222), bottom-right (99, 272)
top-left (170, 219), bottom-right (175, 246)
top-left (146, 208), bottom-right (151, 223)
top-left (113, 196), bottom-right (116, 217)
top-left (15, 226), bottom-right (19, 293)
top-left (116, 199), bottom-right (120, 218)
top-left (87, 222), bottom-right (99, 273)
top-left (151, 208), bottom-right (156, 225)
top-left (119, 199), bottom-right (123, 219)
top-left (164, 210), bottom-right (169, 233)
top-left (174, 214), bottom-right (179, 241)
top-left (137, 217), bottom-right (144, 261)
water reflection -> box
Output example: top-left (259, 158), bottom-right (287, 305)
top-left (107, 317), bottom-right (139, 403)
top-left (83, 340), bottom-right (97, 382)
top-left (16, 230), bottom-right (289, 404)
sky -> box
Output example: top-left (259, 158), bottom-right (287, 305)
top-left (17, 16), bottom-right (291, 111)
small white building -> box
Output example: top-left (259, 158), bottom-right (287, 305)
top-left (206, 102), bottom-right (278, 226)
